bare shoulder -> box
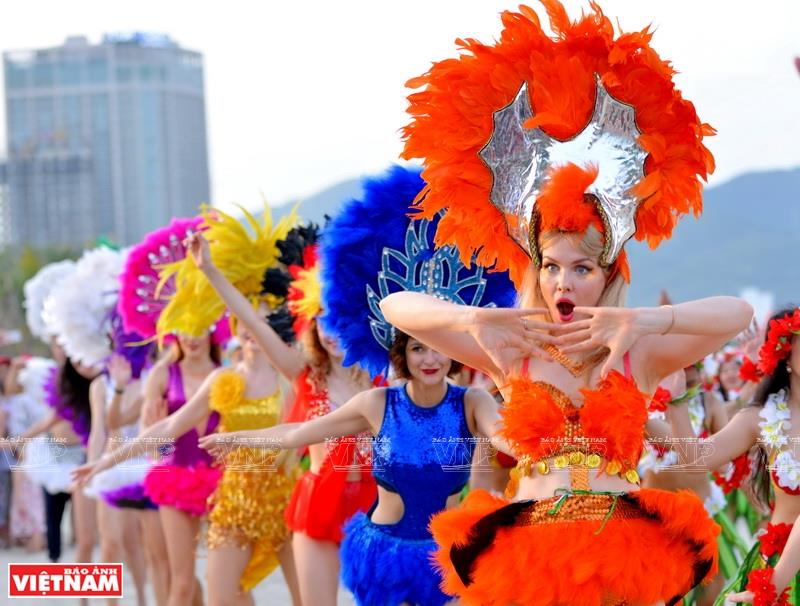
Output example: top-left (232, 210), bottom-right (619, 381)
top-left (359, 387), bottom-right (389, 409)
top-left (465, 386), bottom-right (497, 408)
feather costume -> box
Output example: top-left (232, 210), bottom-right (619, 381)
top-left (399, 3), bottom-right (720, 604)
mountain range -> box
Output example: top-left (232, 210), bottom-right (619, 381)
top-left (269, 167), bottom-right (800, 308)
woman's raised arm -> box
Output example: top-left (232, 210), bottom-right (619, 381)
top-left (380, 292), bottom-right (556, 380)
top-left (187, 233), bottom-right (305, 381)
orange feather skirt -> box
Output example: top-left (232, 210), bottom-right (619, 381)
top-left (430, 487), bottom-right (719, 606)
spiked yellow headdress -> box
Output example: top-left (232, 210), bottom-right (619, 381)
top-left (156, 204), bottom-right (297, 340)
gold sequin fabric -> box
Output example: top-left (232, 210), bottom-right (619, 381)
top-left (207, 371), bottom-right (298, 590)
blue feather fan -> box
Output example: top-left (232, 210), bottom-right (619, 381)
top-left (319, 165), bottom-right (516, 379)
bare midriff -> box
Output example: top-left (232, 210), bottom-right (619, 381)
top-left (50, 419), bottom-right (81, 446)
top-left (515, 458), bottom-right (639, 501)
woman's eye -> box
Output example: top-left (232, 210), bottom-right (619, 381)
top-left (575, 265), bottom-right (591, 275)
top-left (543, 263), bottom-right (558, 273)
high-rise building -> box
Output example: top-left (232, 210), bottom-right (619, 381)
top-left (4, 32), bottom-right (210, 248)
top-left (0, 160), bottom-right (9, 248)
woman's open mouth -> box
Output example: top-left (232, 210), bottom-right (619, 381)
top-left (556, 299), bottom-right (575, 322)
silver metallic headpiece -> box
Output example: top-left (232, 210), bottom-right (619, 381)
top-left (478, 75), bottom-right (648, 266)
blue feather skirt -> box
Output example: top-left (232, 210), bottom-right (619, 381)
top-left (340, 512), bottom-right (450, 606)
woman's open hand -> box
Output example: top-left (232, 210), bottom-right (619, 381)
top-left (199, 431), bottom-right (243, 459)
top-left (468, 307), bottom-right (559, 375)
top-left (72, 455), bottom-right (114, 486)
top-left (185, 232), bottom-right (213, 272)
top-left (725, 590), bottom-right (754, 603)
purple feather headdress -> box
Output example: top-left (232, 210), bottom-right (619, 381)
top-left (44, 365), bottom-right (90, 446)
top-left (109, 305), bottom-right (152, 380)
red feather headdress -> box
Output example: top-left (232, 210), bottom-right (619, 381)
top-left (287, 245), bottom-right (321, 337)
top-left (401, 0), bottom-right (715, 287)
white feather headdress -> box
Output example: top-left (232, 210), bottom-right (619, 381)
top-left (42, 247), bottom-right (126, 368)
top-left (17, 357), bottom-right (58, 402)
top-left (23, 260), bottom-right (77, 342)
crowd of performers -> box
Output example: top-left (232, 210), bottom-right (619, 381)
top-left (0, 2), bottom-right (798, 605)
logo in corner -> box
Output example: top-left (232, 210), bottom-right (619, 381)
top-left (8, 563), bottom-right (123, 598)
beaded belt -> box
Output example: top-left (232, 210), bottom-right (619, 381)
top-left (523, 489), bottom-right (645, 534)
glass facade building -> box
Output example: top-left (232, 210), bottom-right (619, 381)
top-left (3, 33), bottom-right (210, 247)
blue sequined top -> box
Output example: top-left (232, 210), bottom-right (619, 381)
top-left (371, 383), bottom-right (475, 540)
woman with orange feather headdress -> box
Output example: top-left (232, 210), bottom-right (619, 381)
top-left (379, 2), bottom-right (755, 605)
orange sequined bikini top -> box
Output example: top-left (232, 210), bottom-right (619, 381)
top-left (209, 370), bottom-right (282, 433)
top-left (500, 354), bottom-right (648, 487)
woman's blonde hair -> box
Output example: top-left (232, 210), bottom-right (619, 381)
top-left (518, 226), bottom-right (628, 313)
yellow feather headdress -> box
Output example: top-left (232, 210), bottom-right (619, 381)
top-left (156, 204), bottom-right (298, 340)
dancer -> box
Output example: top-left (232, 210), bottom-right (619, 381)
top-left (191, 221), bottom-right (376, 606)
top-left (21, 247), bottom-right (127, 566)
top-left (84, 312), bottom-right (153, 606)
top-left (117, 216), bottom-right (216, 606)
top-left (3, 356), bottom-right (50, 552)
top-left (640, 367), bottom-right (733, 606)
top-left (200, 165), bottom-right (517, 606)
top-left (382, 3), bottom-right (754, 604)
top-left (12, 260), bottom-right (79, 560)
top-left (642, 364), bottom-right (728, 512)
top-left (76, 322), bottom-right (300, 605)
top-left (19, 356), bottom-right (98, 564)
top-left (77, 205), bottom-right (302, 606)
top-left (671, 307), bottom-right (800, 605)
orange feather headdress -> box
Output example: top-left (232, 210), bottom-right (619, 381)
top-left (401, 0), bottom-right (715, 287)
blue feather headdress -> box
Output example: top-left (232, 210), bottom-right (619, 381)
top-left (319, 165), bottom-right (516, 379)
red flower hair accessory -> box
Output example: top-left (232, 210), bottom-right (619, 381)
top-left (743, 309), bottom-right (800, 382)
top-left (740, 356), bottom-right (762, 384)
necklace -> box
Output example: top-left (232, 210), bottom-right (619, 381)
top-left (759, 390), bottom-right (800, 492)
top-left (542, 343), bottom-right (607, 378)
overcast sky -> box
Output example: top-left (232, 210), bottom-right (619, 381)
top-left (1, 0), bottom-right (798, 215)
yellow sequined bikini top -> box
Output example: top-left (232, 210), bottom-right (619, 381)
top-left (209, 370), bottom-right (282, 433)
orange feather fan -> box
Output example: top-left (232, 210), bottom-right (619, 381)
top-left (402, 0), bottom-right (714, 287)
